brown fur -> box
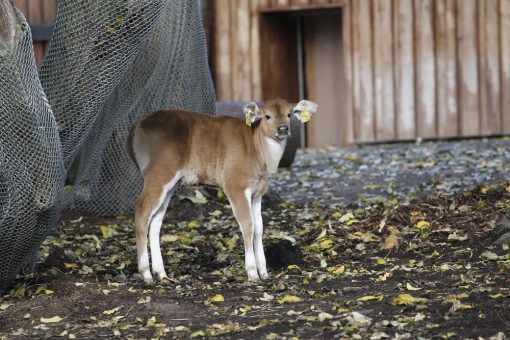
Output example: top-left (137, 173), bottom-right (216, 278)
top-left (129, 98), bottom-right (297, 282)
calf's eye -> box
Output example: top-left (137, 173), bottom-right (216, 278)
top-left (265, 115), bottom-right (271, 120)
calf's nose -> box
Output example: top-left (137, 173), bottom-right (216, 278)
top-left (277, 125), bottom-right (289, 135)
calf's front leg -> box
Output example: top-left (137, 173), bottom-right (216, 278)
top-left (252, 196), bottom-right (269, 280)
top-left (227, 187), bottom-right (259, 281)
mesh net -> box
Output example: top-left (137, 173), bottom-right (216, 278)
top-left (0, 0), bottom-right (215, 293)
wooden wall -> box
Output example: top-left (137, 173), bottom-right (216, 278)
top-left (12, 0), bottom-right (56, 66)
top-left (212, 0), bottom-right (510, 145)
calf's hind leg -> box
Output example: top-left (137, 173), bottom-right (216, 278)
top-left (134, 171), bottom-right (180, 282)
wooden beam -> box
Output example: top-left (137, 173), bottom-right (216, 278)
top-left (435, 0), bottom-right (458, 137)
top-left (373, 0), bottom-right (395, 141)
top-left (414, 0), bottom-right (436, 138)
top-left (259, 2), bottom-right (345, 13)
top-left (351, 0), bottom-right (374, 142)
top-left (478, 0), bottom-right (501, 135)
top-left (213, 0), bottom-right (232, 100)
top-left (501, 0), bottom-right (510, 133)
top-left (393, 0), bottom-right (415, 140)
top-left (457, 0), bottom-right (479, 136)
top-left (342, 0), bottom-right (354, 144)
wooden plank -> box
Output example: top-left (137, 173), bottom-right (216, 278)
top-left (213, 0), bottom-right (232, 100)
top-left (33, 42), bottom-right (44, 66)
top-left (342, 0), bottom-right (354, 144)
top-left (42, 0), bottom-right (56, 22)
top-left (414, 0), bottom-right (436, 138)
top-left (478, 0), bottom-right (501, 135)
top-left (26, 0), bottom-right (43, 23)
top-left (260, 3), bottom-right (344, 13)
top-left (435, 0), bottom-right (458, 137)
top-left (372, 0), bottom-right (394, 141)
top-left (351, 0), bottom-right (374, 142)
top-left (250, 0), bottom-right (265, 101)
top-left (271, 0), bottom-right (290, 7)
top-left (231, 0), bottom-right (252, 100)
top-left (12, 0), bottom-right (27, 18)
top-left (457, 0), bottom-right (479, 136)
top-left (291, 0), bottom-right (310, 5)
top-left (502, 0), bottom-right (510, 133)
top-left (393, 0), bottom-right (415, 140)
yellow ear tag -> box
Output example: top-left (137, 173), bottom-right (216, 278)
top-left (245, 113), bottom-right (252, 126)
top-left (299, 110), bottom-right (311, 123)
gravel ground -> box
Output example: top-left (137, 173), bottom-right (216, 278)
top-left (274, 137), bottom-right (510, 208)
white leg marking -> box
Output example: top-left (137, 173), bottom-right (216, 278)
top-left (243, 188), bottom-right (258, 280)
top-left (229, 188), bottom-right (258, 281)
top-left (252, 196), bottom-right (269, 280)
top-left (138, 240), bottom-right (153, 282)
top-left (150, 192), bottom-right (172, 280)
top-left (146, 172), bottom-right (181, 281)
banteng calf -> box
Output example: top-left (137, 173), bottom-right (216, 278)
top-left (127, 98), bottom-right (318, 282)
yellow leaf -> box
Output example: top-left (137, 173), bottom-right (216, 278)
top-left (331, 211), bottom-right (343, 219)
top-left (191, 330), bottom-right (206, 338)
top-left (406, 283), bottom-right (422, 291)
top-left (327, 265), bottom-right (345, 275)
top-left (41, 316), bottom-right (63, 323)
top-left (217, 190), bottom-right (225, 199)
top-left (210, 294), bottom-right (224, 303)
top-left (506, 184), bottom-right (510, 193)
top-left (346, 219), bottom-right (360, 226)
top-left (287, 264), bottom-right (300, 270)
top-left (480, 186), bottom-right (489, 194)
top-left (319, 239), bottom-right (334, 249)
top-left (278, 295), bottom-right (302, 304)
top-left (389, 293), bottom-right (427, 306)
top-left (490, 294), bottom-right (503, 299)
top-left (64, 262), bottom-right (76, 269)
top-left (44, 289), bottom-right (54, 295)
top-left (357, 294), bottom-right (384, 302)
top-left (161, 235), bottom-right (178, 243)
top-left (415, 221), bottom-right (431, 230)
top-left (379, 234), bottom-right (398, 250)
top-left (102, 306), bottom-right (122, 315)
top-left (188, 220), bottom-right (200, 228)
top-left (339, 212), bottom-right (355, 223)
top-left (146, 316), bottom-right (156, 327)
top-left (376, 258), bottom-right (387, 265)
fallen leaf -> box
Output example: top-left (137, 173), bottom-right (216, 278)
top-left (480, 251), bottom-right (499, 261)
top-left (40, 316), bottom-right (63, 323)
top-left (389, 293), bottom-right (427, 306)
top-left (318, 312), bottom-right (334, 322)
top-left (103, 306), bottom-right (122, 315)
top-left (210, 294), bottom-right (225, 303)
top-left (357, 294), bottom-right (384, 302)
top-left (0, 303), bottom-right (12, 311)
top-left (191, 330), bottom-right (206, 338)
top-left (278, 295), bottom-right (302, 304)
top-left (379, 234), bottom-right (398, 250)
top-left (406, 283), bottom-right (422, 291)
top-left (415, 221), bottom-right (431, 230)
top-left (346, 311), bottom-right (372, 327)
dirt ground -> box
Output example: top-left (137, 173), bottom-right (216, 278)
top-left (1, 139), bottom-right (509, 339)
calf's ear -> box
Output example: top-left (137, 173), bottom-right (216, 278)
top-left (293, 100), bottom-right (318, 123)
top-left (243, 102), bottom-right (261, 126)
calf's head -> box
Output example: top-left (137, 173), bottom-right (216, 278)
top-left (243, 98), bottom-right (318, 141)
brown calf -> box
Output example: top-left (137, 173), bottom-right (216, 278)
top-left (127, 98), bottom-right (317, 282)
